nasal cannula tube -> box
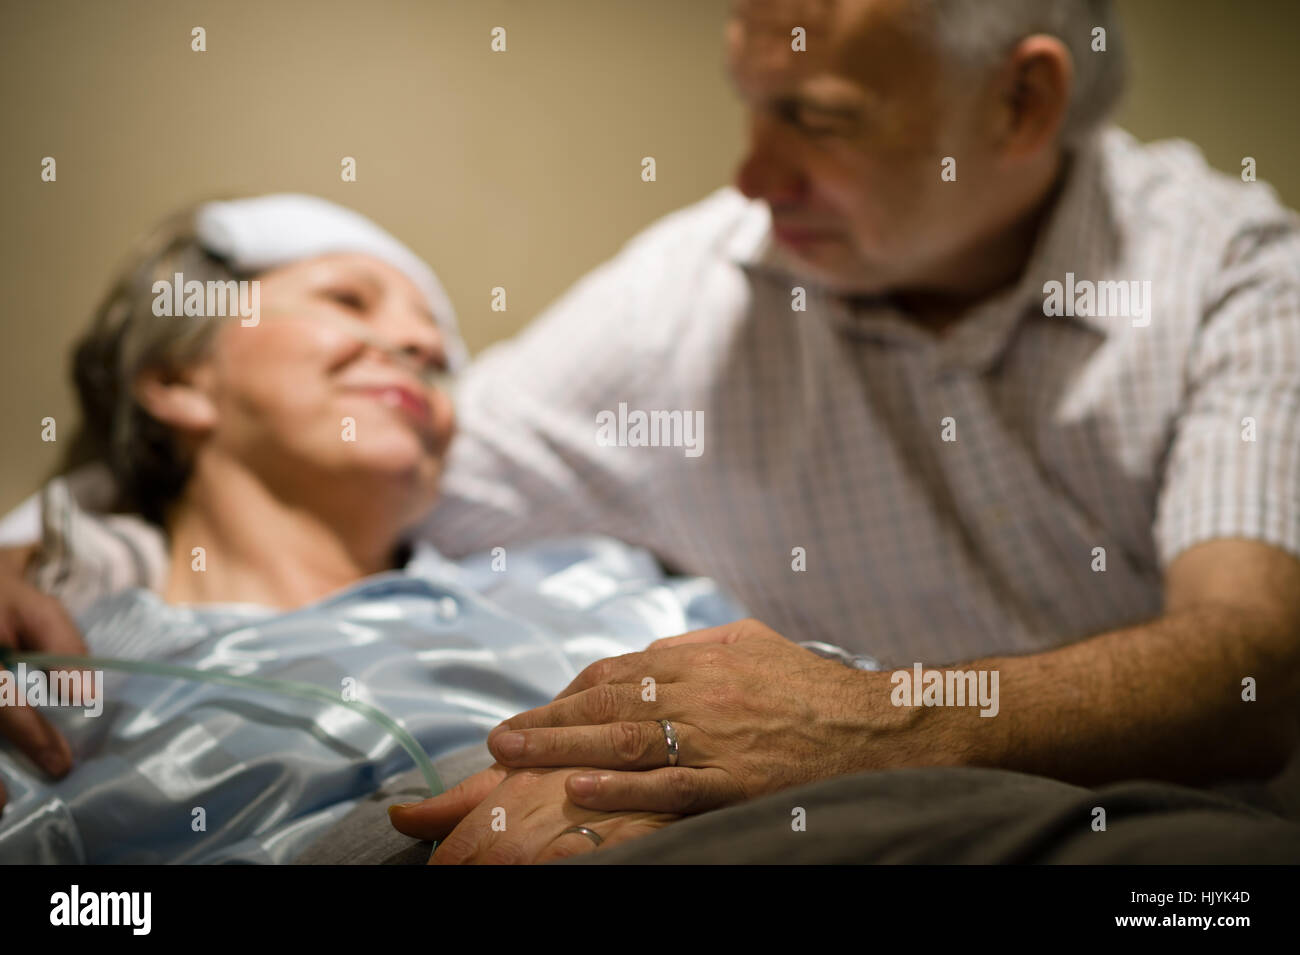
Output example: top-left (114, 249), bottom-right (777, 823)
top-left (0, 649), bottom-right (445, 796)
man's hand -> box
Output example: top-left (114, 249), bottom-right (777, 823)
top-left (479, 619), bottom-right (919, 814)
top-left (0, 569), bottom-right (90, 800)
top-left (402, 539), bottom-right (1300, 837)
top-left (388, 765), bottom-right (678, 864)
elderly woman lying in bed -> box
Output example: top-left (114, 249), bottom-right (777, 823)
top-left (0, 196), bottom-right (839, 863)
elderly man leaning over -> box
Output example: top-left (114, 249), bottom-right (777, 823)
top-left (384, 0), bottom-right (1300, 861)
top-left (4, 0), bottom-right (1300, 863)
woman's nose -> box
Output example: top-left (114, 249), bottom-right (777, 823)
top-left (373, 304), bottom-right (448, 374)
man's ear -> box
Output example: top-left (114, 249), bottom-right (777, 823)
top-left (992, 34), bottom-right (1073, 161)
top-left (132, 364), bottom-right (218, 436)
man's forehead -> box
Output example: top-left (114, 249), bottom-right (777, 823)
top-left (727, 0), bottom-right (915, 44)
top-left (726, 0), bottom-right (930, 96)
top-left (729, 0), bottom-right (839, 33)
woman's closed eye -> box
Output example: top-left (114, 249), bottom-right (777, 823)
top-left (323, 287), bottom-right (368, 311)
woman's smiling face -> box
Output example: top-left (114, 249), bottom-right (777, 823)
top-left (181, 252), bottom-right (456, 522)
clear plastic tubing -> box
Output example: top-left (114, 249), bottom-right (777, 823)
top-left (1, 649), bottom-right (445, 796)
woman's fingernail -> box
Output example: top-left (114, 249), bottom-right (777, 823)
top-left (495, 732), bottom-right (525, 758)
top-left (387, 803), bottom-right (418, 816)
top-left (569, 774), bottom-right (600, 797)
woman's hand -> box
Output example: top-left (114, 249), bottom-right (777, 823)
top-left (0, 566), bottom-right (90, 810)
top-left (388, 764), bottom-right (677, 864)
top-left (0, 543), bottom-right (39, 578)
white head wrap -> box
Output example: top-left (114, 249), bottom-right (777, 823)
top-left (193, 194), bottom-right (467, 371)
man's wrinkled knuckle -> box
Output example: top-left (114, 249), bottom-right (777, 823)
top-left (586, 684), bottom-right (622, 724)
top-left (710, 682), bottom-right (744, 711)
top-left (584, 657), bottom-right (614, 687)
top-left (610, 721), bottom-right (648, 764)
top-left (665, 770), bottom-right (701, 810)
top-left (696, 647), bottom-right (724, 668)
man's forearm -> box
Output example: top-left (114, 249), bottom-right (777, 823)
top-left (914, 604), bottom-right (1300, 786)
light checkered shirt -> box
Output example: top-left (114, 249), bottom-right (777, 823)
top-left (422, 126), bottom-right (1300, 667)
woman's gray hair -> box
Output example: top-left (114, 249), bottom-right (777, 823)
top-left (66, 206), bottom-right (243, 526)
top-left (914, 0), bottom-right (1127, 148)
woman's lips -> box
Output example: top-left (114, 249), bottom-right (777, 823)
top-left (350, 385), bottom-right (436, 431)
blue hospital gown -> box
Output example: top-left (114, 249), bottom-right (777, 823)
top-left (0, 536), bottom-right (746, 863)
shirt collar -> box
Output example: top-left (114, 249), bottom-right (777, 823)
top-left (722, 128), bottom-right (1122, 352)
top-left (1001, 130), bottom-right (1120, 338)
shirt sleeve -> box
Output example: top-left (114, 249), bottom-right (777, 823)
top-left (414, 235), bottom-right (675, 559)
top-left (1153, 227), bottom-right (1300, 568)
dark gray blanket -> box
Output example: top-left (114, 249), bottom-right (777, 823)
top-left (297, 744), bottom-right (1300, 864)
top-left (562, 765), bottom-right (1300, 864)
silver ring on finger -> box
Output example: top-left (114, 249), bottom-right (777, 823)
top-left (559, 825), bottom-right (603, 847)
top-left (659, 718), bottom-right (680, 767)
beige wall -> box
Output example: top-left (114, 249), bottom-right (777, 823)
top-left (2, 0), bottom-right (1297, 510)
top-left (1115, 0), bottom-right (1299, 204)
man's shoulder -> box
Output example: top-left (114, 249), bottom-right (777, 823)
top-left (458, 188), bottom-right (765, 398)
top-left (1100, 126), bottom-right (1299, 258)
top-left (610, 185), bottom-right (768, 266)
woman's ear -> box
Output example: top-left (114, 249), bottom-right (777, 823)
top-left (992, 34), bottom-right (1073, 161)
top-left (132, 364), bottom-right (219, 436)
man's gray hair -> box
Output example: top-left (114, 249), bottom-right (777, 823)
top-left (916, 0), bottom-right (1127, 148)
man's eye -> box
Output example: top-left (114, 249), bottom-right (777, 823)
top-left (772, 102), bottom-right (851, 138)
top-left (799, 120), bottom-right (842, 138)
top-left (797, 110), bottom-right (859, 138)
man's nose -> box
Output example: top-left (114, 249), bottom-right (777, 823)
top-left (734, 117), bottom-right (807, 205)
